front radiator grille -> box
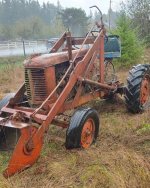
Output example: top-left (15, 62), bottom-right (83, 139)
top-left (25, 68), bottom-right (47, 104)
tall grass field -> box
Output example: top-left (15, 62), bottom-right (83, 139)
top-left (0, 53), bottom-right (149, 188)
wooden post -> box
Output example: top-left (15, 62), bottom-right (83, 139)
top-left (22, 40), bottom-right (26, 58)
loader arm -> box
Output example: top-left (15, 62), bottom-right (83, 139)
top-left (3, 27), bottom-right (106, 177)
top-left (2, 5), bottom-right (146, 179)
top-left (32, 29), bottom-right (105, 138)
top-left (2, 15), bottom-right (123, 177)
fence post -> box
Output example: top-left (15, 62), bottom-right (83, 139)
top-left (22, 40), bottom-right (26, 58)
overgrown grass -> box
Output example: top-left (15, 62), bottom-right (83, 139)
top-left (0, 104), bottom-right (149, 188)
top-left (0, 56), bottom-right (24, 99)
top-left (0, 56), bottom-right (24, 64)
top-left (0, 52), bottom-right (149, 187)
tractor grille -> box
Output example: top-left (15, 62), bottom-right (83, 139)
top-left (25, 68), bottom-right (47, 104)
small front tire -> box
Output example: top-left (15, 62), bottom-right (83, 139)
top-left (65, 108), bottom-right (100, 149)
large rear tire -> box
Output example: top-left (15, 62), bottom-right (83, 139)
top-left (125, 64), bottom-right (150, 113)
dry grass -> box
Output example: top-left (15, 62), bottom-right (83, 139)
top-left (0, 57), bottom-right (24, 100)
top-left (0, 52), bottom-right (149, 188)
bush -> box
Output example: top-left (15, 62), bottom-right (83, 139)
top-left (112, 13), bottom-right (144, 66)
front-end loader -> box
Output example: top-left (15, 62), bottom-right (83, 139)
top-left (0, 6), bottom-right (149, 178)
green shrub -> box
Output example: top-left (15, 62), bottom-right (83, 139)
top-left (112, 13), bottom-right (144, 66)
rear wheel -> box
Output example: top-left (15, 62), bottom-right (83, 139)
top-left (65, 108), bottom-right (99, 149)
top-left (125, 64), bottom-right (150, 113)
top-left (102, 60), bottom-right (117, 100)
top-left (104, 60), bottom-right (116, 83)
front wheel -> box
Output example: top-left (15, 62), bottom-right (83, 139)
top-left (125, 64), bottom-right (150, 113)
top-left (65, 108), bottom-right (100, 149)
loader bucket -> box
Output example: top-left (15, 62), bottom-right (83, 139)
top-left (0, 120), bottom-right (43, 178)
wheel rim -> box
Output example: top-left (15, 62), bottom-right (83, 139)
top-left (81, 118), bottom-right (95, 148)
top-left (140, 75), bottom-right (150, 105)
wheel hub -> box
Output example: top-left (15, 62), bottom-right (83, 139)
top-left (81, 119), bottom-right (95, 148)
top-left (140, 75), bottom-right (150, 105)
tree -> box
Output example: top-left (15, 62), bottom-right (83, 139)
top-left (0, 25), bottom-right (14, 40)
top-left (14, 18), bottom-right (32, 39)
top-left (50, 16), bottom-right (65, 37)
top-left (126, 0), bottom-right (150, 46)
top-left (0, 0), bottom-right (63, 39)
top-left (113, 12), bottom-right (143, 65)
top-left (14, 17), bottom-right (46, 39)
top-left (61, 8), bottom-right (88, 36)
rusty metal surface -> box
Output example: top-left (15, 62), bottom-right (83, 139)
top-left (31, 25), bottom-right (96, 118)
top-left (1, 107), bottom-right (47, 120)
top-left (99, 34), bottom-right (105, 83)
top-left (62, 91), bottom-right (101, 111)
top-left (25, 66), bottom-right (58, 105)
top-left (3, 126), bottom-right (43, 178)
top-left (33, 29), bottom-right (105, 139)
top-left (71, 37), bottom-right (95, 45)
top-left (0, 120), bottom-right (30, 129)
top-left (9, 84), bottom-right (26, 106)
top-left (25, 68), bottom-right (47, 104)
top-left (24, 49), bottom-right (88, 68)
top-left (66, 32), bottom-right (73, 61)
top-left (79, 77), bottom-right (116, 90)
top-left (49, 32), bottom-right (66, 53)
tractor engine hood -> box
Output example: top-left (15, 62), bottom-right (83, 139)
top-left (24, 49), bottom-right (88, 68)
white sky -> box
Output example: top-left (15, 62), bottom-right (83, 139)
top-left (39, 0), bottom-right (127, 14)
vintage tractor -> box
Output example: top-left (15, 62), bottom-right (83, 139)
top-left (0, 6), bottom-right (150, 178)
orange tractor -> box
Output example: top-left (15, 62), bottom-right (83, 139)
top-left (0, 6), bottom-right (150, 178)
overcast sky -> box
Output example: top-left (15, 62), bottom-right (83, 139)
top-left (39, 0), bottom-right (126, 14)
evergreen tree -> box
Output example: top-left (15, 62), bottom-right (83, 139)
top-left (113, 13), bottom-right (143, 65)
top-left (61, 8), bottom-right (88, 36)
